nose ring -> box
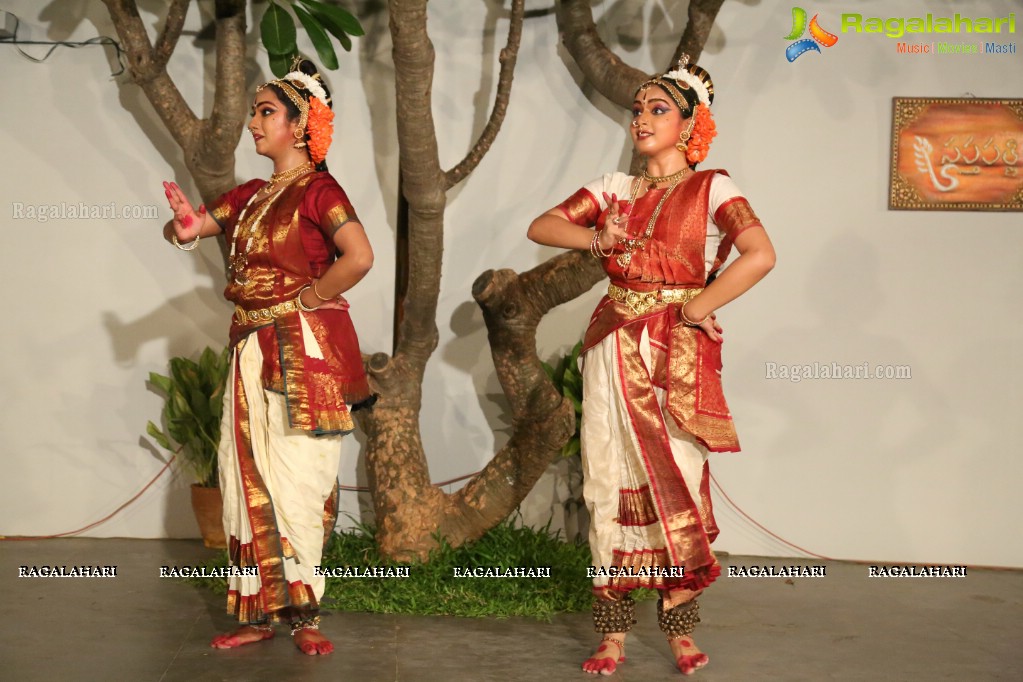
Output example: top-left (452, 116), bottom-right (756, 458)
top-left (631, 120), bottom-right (639, 128)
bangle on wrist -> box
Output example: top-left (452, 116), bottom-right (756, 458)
top-left (590, 230), bottom-right (614, 259)
top-left (172, 233), bottom-right (200, 251)
top-left (680, 303), bottom-right (708, 327)
top-left (312, 280), bottom-right (333, 301)
top-left (296, 286), bottom-right (317, 312)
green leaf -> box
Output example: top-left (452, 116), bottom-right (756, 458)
top-left (170, 390), bottom-right (191, 417)
top-left (304, 4), bottom-right (353, 51)
top-left (190, 388), bottom-right (211, 422)
top-left (261, 1), bottom-right (298, 55)
top-left (149, 372), bottom-right (172, 395)
top-left (540, 361), bottom-right (554, 382)
top-left (198, 347), bottom-right (216, 386)
top-left (563, 371), bottom-right (581, 393)
top-left (569, 340), bottom-right (583, 366)
top-left (170, 357), bottom-right (200, 393)
top-left (297, 0), bottom-right (364, 37)
top-left (210, 390), bottom-right (225, 424)
top-left (218, 346), bottom-right (231, 374)
top-left (293, 4), bottom-right (338, 70)
top-left (268, 51), bottom-right (293, 78)
top-left (146, 421), bottom-right (172, 450)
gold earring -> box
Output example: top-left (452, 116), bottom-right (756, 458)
top-left (293, 127), bottom-right (307, 149)
top-left (675, 130), bottom-right (690, 152)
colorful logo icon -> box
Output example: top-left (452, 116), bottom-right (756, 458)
top-left (784, 7), bottom-right (839, 61)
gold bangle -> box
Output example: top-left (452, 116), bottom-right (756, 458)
top-left (312, 280), bottom-right (333, 301)
top-left (680, 303), bottom-right (708, 327)
top-left (590, 231), bottom-right (614, 259)
top-left (172, 233), bottom-right (200, 251)
top-left (296, 286), bottom-right (317, 312)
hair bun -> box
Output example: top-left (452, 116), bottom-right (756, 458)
top-left (297, 58), bottom-right (319, 79)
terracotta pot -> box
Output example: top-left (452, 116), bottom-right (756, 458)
top-left (190, 484), bottom-right (227, 549)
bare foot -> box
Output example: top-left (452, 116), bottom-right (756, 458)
top-left (669, 636), bottom-right (709, 676)
top-left (210, 625), bottom-right (274, 649)
top-left (582, 635), bottom-right (626, 676)
top-left (293, 628), bottom-right (333, 656)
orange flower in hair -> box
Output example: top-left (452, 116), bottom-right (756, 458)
top-left (306, 97), bottom-right (335, 164)
top-left (686, 104), bottom-right (716, 165)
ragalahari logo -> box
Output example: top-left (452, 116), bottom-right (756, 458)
top-left (784, 7), bottom-right (839, 61)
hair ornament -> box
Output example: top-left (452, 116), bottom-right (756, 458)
top-left (282, 71), bottom-right (330, 106)
top-left (663, 54), bottom-right (713, 108)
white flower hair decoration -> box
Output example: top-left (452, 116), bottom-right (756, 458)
top-left (283, 71), bottom-right (329, 106)
top-left (664, 54), bottom-right (711, 108)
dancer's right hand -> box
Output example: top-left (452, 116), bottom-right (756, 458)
top-left (163, 180), bottom-right (206, 243)
top-left (598, 192), bottom-right (632, 251)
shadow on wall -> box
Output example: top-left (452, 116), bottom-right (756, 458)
top-left (353, 0), bottom-right (400, 236)
top-left (727, 232), bottom-right (951, 556)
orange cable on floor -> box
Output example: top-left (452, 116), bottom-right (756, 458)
top-left (7, 457), bottom-right (1018, 571)
top-left (338, 469), bottom-right (481, 492)
top-left (709, 471), bottom-right (833, 561)
top-left (0, 457), bottom-right (176, 541)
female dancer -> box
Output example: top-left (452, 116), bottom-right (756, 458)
top-left (528, 55), bottom-right (775, 676)
top-left (162, 58), bottom-right (374, 656)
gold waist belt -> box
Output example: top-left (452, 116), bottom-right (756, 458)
top-left (234, 299), bottom-right (299, 325)
top-left (607, 283), bottom-right (702, 315)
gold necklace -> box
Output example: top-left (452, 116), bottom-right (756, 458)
top-left (265, 161), bottom-right (313, 193)
top-left (617, 174), bottom-right (688, 267)
top-left (227, 188), bottom-right (287, 285)
top-left (641, 167), bottom-right (689, 190)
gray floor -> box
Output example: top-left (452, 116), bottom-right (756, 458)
top-left (1, 539), bottom-right (1020, 681)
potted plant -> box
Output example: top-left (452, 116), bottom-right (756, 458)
top-left (541, 340), bottom-right (584, 459)
top-left (147, 346), bottom-right (231, 548)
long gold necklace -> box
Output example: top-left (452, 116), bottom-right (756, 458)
top-left (227, 164), bottom-right (313, 284)
top-left (616, 169), bottom-right (690, 267)
top-left (226, 189), bottom-right (286, 285)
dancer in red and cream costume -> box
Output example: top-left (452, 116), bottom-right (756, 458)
top-left (161, 58), bottom-right (374, 656)
top-left (528, 55), bottom-right (775, 676)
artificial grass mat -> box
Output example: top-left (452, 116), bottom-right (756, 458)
top-left (184, 520), bottom-right (652, 620)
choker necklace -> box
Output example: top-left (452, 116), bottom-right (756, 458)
top-left (641, 167), bottom-right (689, 190)
top-left (266, 161), bottom-right (313, 193)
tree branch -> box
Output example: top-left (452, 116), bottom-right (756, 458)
top-left (200, 0), bottom-right (249, 199)
top-left (102, 0), bottom-right (199, 152)
top-left (554, 0), bottom-right (648, 109)
top-left (670, 0), bottom-right (726, 68)
top-left (440, 251), bottom-right (605, 539)
top-left (152, 0), bottom-right (189, 70)
top-left (443, 0), bottom-right (525, 189)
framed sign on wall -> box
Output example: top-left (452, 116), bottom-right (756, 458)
top-left (889, 97), bottom-right (1023, 211)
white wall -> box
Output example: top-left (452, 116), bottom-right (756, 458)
top-left (1, 0), bottom-right (1020, 568)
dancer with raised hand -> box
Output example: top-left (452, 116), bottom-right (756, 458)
top-left (162, 57), bottom-right (374, 656)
